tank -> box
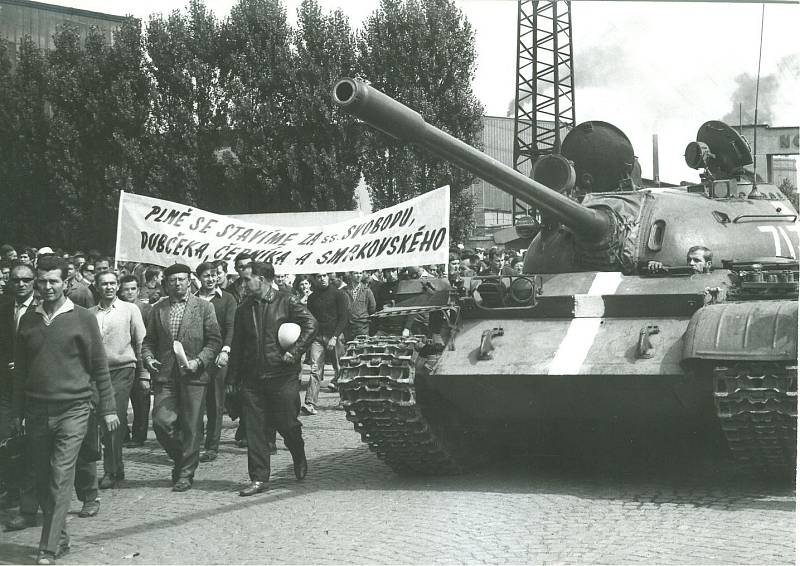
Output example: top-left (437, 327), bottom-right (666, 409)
top-left (332, 78), bottom-right (798, 477)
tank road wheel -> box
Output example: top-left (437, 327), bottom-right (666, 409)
top-left (713, 362), bottom-right (797, 477)
top-left (337, 335), bottom-right (466, 475)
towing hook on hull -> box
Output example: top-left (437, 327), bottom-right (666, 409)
top-left (478, 327), bottom-right (504, 360)
top-left (637, 325), bottom-right (661, 359)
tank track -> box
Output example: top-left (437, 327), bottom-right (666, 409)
top-left (713, 361), bottom-right (797, 477)
top-left (337, 335), bottom-right (465, 475)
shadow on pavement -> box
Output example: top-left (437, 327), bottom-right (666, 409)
top-left (0, 542), bottom-right (35, 565)
top-left (77, 437), bottom-right (796, 547)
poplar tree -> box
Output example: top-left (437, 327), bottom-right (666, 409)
top-left (0, 37), bottom-right (51, 246)
top-left (218, 0), bottom-right (296, 214)
top-left (290, 0), bottom-right (362, 212)
top-left (146, 1), bottom-right (226, 209)
top-left (357, 0), bottom-right (483, 243)
top-left (43, 20), bottom-right (150, 248)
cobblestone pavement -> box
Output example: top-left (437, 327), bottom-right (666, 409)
top-left (1, 372), bottom-right (795, 565)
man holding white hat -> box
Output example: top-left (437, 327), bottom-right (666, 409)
top-left (227, 261), bottom-right (317, 496)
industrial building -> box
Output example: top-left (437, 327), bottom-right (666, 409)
top-left (0, 0), bottom-right (125, 67)
top-left (738, 124), bottom-right (798, 187)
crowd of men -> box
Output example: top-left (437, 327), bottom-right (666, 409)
top-left (0, 241), bottom-right (526, 565)
top-left (0, 238), bottom-right (717, 565)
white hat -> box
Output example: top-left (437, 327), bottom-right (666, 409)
top-left (38, 246), bottom-right (54, 255)
top-left (278, 323), bottom-right (301, 349)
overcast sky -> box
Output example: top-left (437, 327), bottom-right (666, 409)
top-left (54, 0), bottom-right (799, 183)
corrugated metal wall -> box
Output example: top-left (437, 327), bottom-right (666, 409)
top-left (0, 0), bottom-right (124, 63)
top-left (470, 116), bottom-right (558, 238)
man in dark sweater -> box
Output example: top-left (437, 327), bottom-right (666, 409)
top-left (12, 255), bottom-right (119, 565)
top-left (303, 272), bottom-right (349, 414)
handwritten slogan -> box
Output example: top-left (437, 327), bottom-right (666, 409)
top-left (115, 186), bottom-right (450, 274)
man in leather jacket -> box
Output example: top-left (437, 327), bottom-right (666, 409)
top-left (227, 262), bottom-right (317, 496)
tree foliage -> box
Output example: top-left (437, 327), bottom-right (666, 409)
top-left (778, 177), bottom-right (799, 211)
top-left (0, 37), bottom-right (51, 246)
top-left (46, 20), bottom-right (152, 248)
top-left (218, 0), bottom-right (297, 213)
top-left (290, 0), bottom-right (362, 212)
top-left (0, 0), bottom-right (485, 251)
top-left (356, 0), bottom-right (483, 243)
top-left (146, 0), bottom-right (227, 209)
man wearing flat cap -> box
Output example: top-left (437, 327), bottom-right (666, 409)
top-left (141, 263), bottom-right (222, 492)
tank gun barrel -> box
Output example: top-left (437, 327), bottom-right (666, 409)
top-left (332, 78), bottom-right (611, 241)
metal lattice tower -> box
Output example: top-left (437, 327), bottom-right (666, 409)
top-left (512, 0), bottom-right (576, 222)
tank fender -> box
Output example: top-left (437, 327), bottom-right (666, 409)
top-left (682, 300), bottom-right (797, 361)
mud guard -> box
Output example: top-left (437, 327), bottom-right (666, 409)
top-left (681, 300), bottom-right (798, 362)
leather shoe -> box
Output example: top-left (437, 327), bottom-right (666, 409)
top-left (293, 456), bottom-right (308, 481)
top-left (78, 499), bottom-right (100, 518)
top-left (268, 442), bottom-right (277, 456)
top-left (199, 450), bottom-right (217, 462)
top-left (300, 404), bottom-right (317, 416)
top-left (172, 478), bottom-right (192, 492)
top-left (4, 514), bottom-right (37, 531)
top-left (326, 383), bottom-right (338, 392)
top-left (99, 474), bottom-right (116, 489)
top-left (238, 481), bottom-right (268, 497)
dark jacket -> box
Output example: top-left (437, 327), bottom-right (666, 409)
top-left (225, 278), bottom-right (247, 305)
top-left (0, 295), bottom-right (37, 389)
top-left (141, 294), bottom-right (222, 385)
top-left (65, 278), bottom-right (95, 309)
top-left (307, 284), bottom-right (349, 338)
top-left (209, 291), bottom-right (237, 349)
top-left (228, 289), bottom-right (317, 384)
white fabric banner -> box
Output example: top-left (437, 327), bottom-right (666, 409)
top-left (115, 186), bottom-right (450, 274)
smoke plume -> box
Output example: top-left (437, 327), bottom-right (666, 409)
top-left (720, 54), bottom-right (799, 126)
top-left (720, 72), bottom-right (779, 126)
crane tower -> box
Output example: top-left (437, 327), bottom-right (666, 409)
top-left (512, 0), bottom-right (576, 223)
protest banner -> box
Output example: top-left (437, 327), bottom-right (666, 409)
top-left (115, 186), bottom-right (450, 274)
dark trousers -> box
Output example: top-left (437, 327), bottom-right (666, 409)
top-left (234, 419), bottom-right (277, 446)
top-left (103, 367), bottom-right (134, 478)
top-left (346, 320), bottom-right (371, 341)
top-left (0, 383), bottom-right (13, 492)
top-left (129, 378), bottom-right (151, 443)
top-left (240, 373), bottom-right (304, 482)
top-left (153, 380), bottom-right (207, 481)
top-left (25, 399), bottom-right (90, 554)
top-left (204, 365), bottom-right (227, 452)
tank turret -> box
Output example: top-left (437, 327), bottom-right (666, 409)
top-left (333, 78), bottom-right (798, 274)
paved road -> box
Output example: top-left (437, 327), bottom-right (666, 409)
top-left (1, 375), bottom-right (795, 565)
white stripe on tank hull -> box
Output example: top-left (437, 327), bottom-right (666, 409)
top-left (547, 271), bottom-right (623, 375)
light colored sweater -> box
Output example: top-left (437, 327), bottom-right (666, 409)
top-left (90, 298), bottom-right (146, 371)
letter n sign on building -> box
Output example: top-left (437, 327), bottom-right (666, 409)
top-left (739, 125), bottom-right (799, 185)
